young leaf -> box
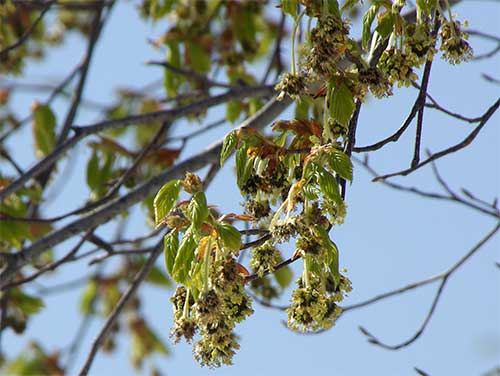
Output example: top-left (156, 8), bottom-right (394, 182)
top-left (86, 151), bottom-right (100, 191)
top-left (186, 192), bottom-right (209, 230)
top-left (164, 231), bottom-right (179, 275)
top-left (281, 0), bottom-right (298, 19)
top-left (146, 265), bottom-right (171, 287)
top-left (314, 226), bottom-right (340, 284)
top-left (216, 222), bottom-right (241, 252)
top-left (375, 11), bottom-right (395, 38)
top-left (362, 5), bottom-right (379, 50)
top-left (153, 180), bottom-right (181, 226)
top-left (326, 148), bottom-right (353, 181)
top-left (164, 42), bottom-right (182, 97)
top-left (220, 131), bottom-right (238, 166)
top-left (79, 281), bottom-right (97, 314)
top-left (274, 265), bottom-right (293, 289)
top-left (316, 166), bottom-right (342, 206)
top-left (32, 104), bottom-right (56, 158)
top-left (226, 100), bottom-right (242, 124)
top-left (11, 289), bottom-right (45, 315)
top-left (330, 80), bottom-right (355, 127)
top-left (172, 230), bottom-right (197, 284)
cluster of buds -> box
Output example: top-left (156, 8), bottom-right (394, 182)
top-left (404, 22), bottom-right (438, 65)
top-left (378, 48), bottom-right (419, 88)
top-left (250, 242), bottom-right (282, 277)
top-left (305, 15), bottom-right (351, 76)
top-left (439, 19), bottom-right (473, 65)
top-left (275, 72), bottom-right (308, 100)
top-left (287, 270), bottom-right (352, 332)
top-left (170, 257), bottom-right (253, 367)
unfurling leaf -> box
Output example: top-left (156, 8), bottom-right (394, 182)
top-left (362, 4), bottom-right (379, 49)
top-left (164, 231), bottom-right (179, 275)
top-left (172, 230), bottom-right (197, 284)
top-left (274, 265), bottom-right (293, 289)
top-left (216, 222), bottom-right (241, 252)
top-left (316, 166), bottom-right (342, 207)
top-left (326, 148), bottom-right (353, 181)
top-left (153, 180), bottom-right (182, 226)
top-left (186, 192), bottom-right (209, 229)
top-left (32, 103), bottom-right (56, 158)
top-left (80, 281), bottom-right (97, 314)
top-left (220, 131), bottom-right (238, 166)
top-left (11, 289), bottom-right (45, 315)
top-left (329, 80), bottom-right (355, 127)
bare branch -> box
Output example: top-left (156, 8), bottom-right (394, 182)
top-left (373, 97), bottom-right (500, 181)
top-left (352, 221), bottom-right (500, 349)
top-left (77, 238), bottom-right (163, 375)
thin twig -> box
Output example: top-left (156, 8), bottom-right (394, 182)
top-left (0, 1), bottom-right (54, 59)
top-left (77, 238), bottom-right (163, 375)
top-left (373, 97), bottom-right (500, 181)
top-left (353, 221), bottom-right (500, 349)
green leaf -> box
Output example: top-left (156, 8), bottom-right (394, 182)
top-left (314, 226), bottom-right (340, 284)
top-left (146, 265), bottom-right (171, 287)
top-left (226, 100), bottom-right (242, 124)
top-left (216, 222), bottom-right (241, 252)
top-left (86, 151), bottom-right (100, 191)
top-left (416, 0), bottom-right (432, 15)
top-left (186, 192), bottom-right (209, 230)
top-left (282, 0), bottom-right (298, 19)
top-left (11, 289), bottom-right (45, 315)
top-left (172, 230), bottom-right (197, 284)
top-left (188, 42), bottom-right (211, 73)
top-left (220, 131), bottom-right (238, 166)
top-left (153, 180), bottom-right (181, 226)
top-left (329, 80), bottom-right (355, 126)
top-left (163, 42), bottom-right (182, 97)
top-left (32, 104), bottom-right (56, 158)
top-left (294, 97), bottom-right (311, 120)
top-left (316, 166), bottom-right (342, 207)
top-left (80, 281), bottom-right (97, 314)
top-left (164, 231), bottom-right (178, 275)
top-left (362, 5), bottom-right (379, 50)
top-left (325, 148), bottom-right (353, 181)
top-left (274, 265), bottom-right (293, 289)
top-left (375, 11), bottom-right (395, 38)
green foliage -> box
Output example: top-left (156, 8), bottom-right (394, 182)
top-left (153, 180), bottom-right (182, 226)
top-left (329, 79), bottom-right (355, 127)
top-left (220, 131), bottom-right (238, 166)
top-left (32, 104), bottom-right (56, 158)
top-left (216, 222), bottom-right (242, 252)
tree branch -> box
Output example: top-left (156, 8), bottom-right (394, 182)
top-left (0, 96), bottom-right (292, 289)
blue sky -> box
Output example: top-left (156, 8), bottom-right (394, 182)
top-left (2, 1), bottom-right (499, 375)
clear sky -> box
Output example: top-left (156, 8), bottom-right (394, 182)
top-left (2, 2), bottom-right (499, 376)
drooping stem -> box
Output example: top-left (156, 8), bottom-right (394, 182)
top-left (303, 256), bottom-right (311, 289)
top-left (182, 288), bottom-right (191, 319)
top-left (291, 10), bottom-right (306, 75)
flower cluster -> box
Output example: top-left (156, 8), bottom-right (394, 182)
top-left (170, 257), bottom-right (253, 367)
top-left (304, 15), bottom-right (351, 76)
top-left (250, 242), bottom-right (281, 277)
top-left (378, 48), bottom-right (419, 88)
top-left (404, 22), bottom-right (438, 65)
top-left (275, 72), bottom-right (308, 101)
top-left (287, 271), bottom-right (352, 332)
top-left (244, 199), bottom-right (271, 220)
top-left (440, 19), bottom-right (473, 65)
